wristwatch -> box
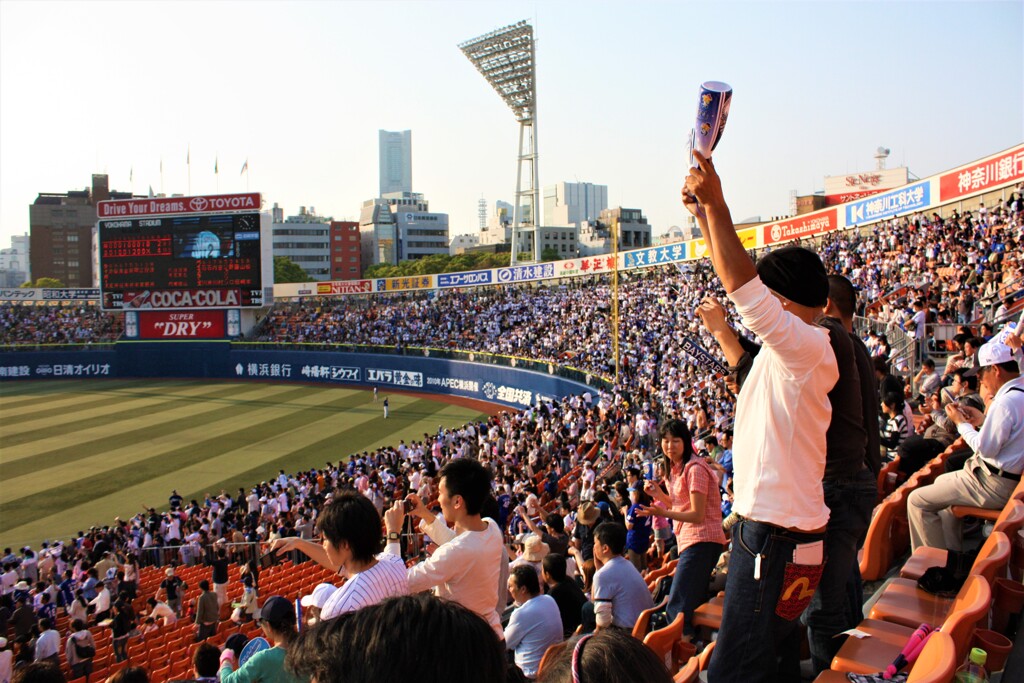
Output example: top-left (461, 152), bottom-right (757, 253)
top-left (387, 532), bottom-right (401, 542)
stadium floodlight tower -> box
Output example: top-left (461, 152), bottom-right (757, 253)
top-left (459, 20), bottom-right (538, 265)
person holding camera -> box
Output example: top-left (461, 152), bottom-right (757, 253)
top-left (383, 458), bottom-right (505, 638)
top-left (268, 491), bottom-right (407, 621)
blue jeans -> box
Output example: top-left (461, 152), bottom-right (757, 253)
top-left (666, 541), bottom-right (724, 636)
top-left (803, 469), bottom-right (877, 674)
top-left (708, 520), bottom-right (826, 683)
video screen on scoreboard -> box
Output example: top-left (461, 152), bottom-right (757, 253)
top-left (99, 213), bottom-right (265, 310)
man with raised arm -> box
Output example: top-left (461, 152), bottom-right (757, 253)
top-left (683, 151), bottom-right (838, 683)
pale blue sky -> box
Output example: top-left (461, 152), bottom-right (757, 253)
top-left (1, 0), bottom-right (1021, 248)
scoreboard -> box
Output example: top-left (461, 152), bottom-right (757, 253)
top-left (97, 193), bottom-right (269, 311)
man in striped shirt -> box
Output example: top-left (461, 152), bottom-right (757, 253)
top-left (269, 492), bottom-right (408, 620)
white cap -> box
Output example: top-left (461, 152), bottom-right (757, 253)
top-left (299, 583), bottom-right (337, 609)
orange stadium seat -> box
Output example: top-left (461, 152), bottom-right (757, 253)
top-left (631, 598), bottom-right (668, 639)
top-left (900, 499), bottom-right (1024, 580)
top-left (643, 612), bottom-right (690, 672)
top-left (869, 532), bottom-right (1009, 629)
top-left (832, 575), bottom-right (988, 675)
top-left (815, 631), bottom-right (956, 683)
top-left (860, 486), bottom-right (910, 582)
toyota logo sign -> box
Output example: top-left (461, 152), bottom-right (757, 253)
top-left (189, 197), bottom-right (209, 212)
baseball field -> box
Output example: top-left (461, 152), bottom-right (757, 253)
top-left (0, 379), bottom-right (492, 550)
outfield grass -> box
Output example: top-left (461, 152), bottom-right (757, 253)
top-left (0, 380), bottom-right (490, 550)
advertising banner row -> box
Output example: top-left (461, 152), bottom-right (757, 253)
top-left (274, 143), bottom-right (1023, 300)
top-left (0, 344), bottom-right (594, 410)
top-left (1, 145), bottom-right (1019, 306)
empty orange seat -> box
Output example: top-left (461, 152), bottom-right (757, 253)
top-left (870, 532), bottom-right (1009, 629)
top-left (843, 576), bottom-right (987, 674)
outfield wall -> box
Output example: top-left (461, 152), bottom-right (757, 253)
top-left (0, 343), bottom-right (594, 409)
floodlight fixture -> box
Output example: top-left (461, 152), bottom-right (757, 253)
top-left (459, 20), bottom-right (539, 264)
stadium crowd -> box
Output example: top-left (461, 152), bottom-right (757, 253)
top-left (0, 305), bottom-right (122, 345)
top-left (1, 185), bottom-right (1023, 682)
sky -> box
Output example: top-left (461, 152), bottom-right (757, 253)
top-left (1, 0), bottom-right (1022, 249)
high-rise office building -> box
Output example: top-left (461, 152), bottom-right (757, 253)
top-left (379, 130), bottom-right (413, 196)
top-left (359, 192), bottom-right (449, 270)
top-left (544, 181), bottom-right (608, 227)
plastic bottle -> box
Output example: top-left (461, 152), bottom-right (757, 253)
top-left (954, 648), bottom-right (988, 683)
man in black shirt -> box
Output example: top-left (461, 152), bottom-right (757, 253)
top-left (542, 553), bottom-right (586, 638)
top-left (802, 276), bottom-right (883, 674)
top-left (160, 568), bottom-right (186, 616)
top-left (210, 547), bottom-right (230, 607)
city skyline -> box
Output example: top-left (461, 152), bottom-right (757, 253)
top-left (0, 1), bottom-right (1021, 251)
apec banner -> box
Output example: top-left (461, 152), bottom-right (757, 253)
top-left (229, 350), bottom-right (591, 409)
top-left (0, 344), bottom-right (595, 411)
top-left (762, 209), bottom-right (838, 246)
top-left (846, 182), bottom-right (930, 226)
top-left (939, 146), bottom-right (1024, 201)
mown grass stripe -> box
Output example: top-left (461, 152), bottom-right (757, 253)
top-left (0, 387), bottom-right (376, 533)
top-left (0, 379), bottom-right (155, 408)
top-left (0, 382), bottom-right (278, 444)
top-left (0, 393), bottom-right (448, 547)
top-left (0, 385), bottom-right (348, 501)
top-left (0, 384), bottom-right (323, 473)
top-left (187, 397), bottom-right (471, 498)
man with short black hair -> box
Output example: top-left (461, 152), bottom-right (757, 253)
top-left (384, 458), bottom-right (505, 638)
top-left (193, 580), bottom-right (219, 642)
top-left (33, 618), bottom-right (60, 667)
top-left (591, 522), bottom-right (653, 630)
top-left (505, 565), bottom-right (563, 680)
top-left (684, 151), bottom-right (837, 683)
top-left (542, 553), bottom-right (586, 638)
top-left (211, 548), bottom-right (229, 607)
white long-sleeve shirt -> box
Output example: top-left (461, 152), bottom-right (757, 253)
top-left (957, 376), bottom-right (1024, 474)
top-left (389, 517), bottom-right (503, 638)
top-left (728, 277), bottom-right (838, 531)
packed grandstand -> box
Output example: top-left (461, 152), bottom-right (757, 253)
top-left (1, 177), bottom-right (1023, 683)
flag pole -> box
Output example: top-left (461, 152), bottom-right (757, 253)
top-left (187, 145), bottom-right (191, 195)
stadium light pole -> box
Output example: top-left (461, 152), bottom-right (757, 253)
top-left (459, 20), bottom-right (539, 266)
